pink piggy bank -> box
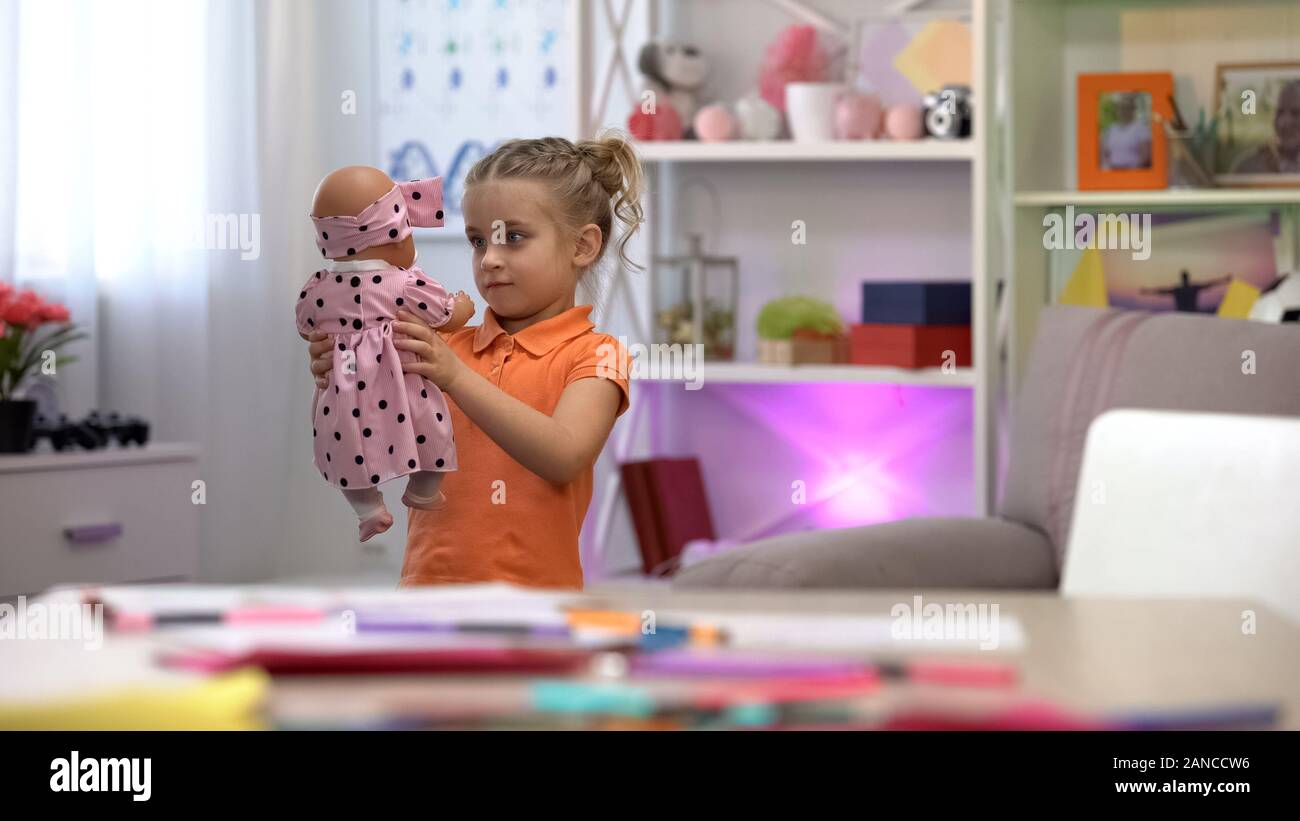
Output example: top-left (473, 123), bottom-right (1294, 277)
top-left (834, 92), bottom-right (883, 139)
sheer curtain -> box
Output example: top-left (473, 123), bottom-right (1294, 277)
top-left (0, 0), bottom-right (331, 582)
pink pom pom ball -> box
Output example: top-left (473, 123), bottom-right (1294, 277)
top-left (694, 104), bottom-right (737, 142)
top-left (834, 92), bottom-right (884, 139)
top-left (884, 104), bottom-right (925, 140)
top-left (627, 99), bottom-right (684, 141)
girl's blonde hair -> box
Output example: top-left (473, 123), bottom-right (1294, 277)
top-left (464, 130), bottom-right (646, 285)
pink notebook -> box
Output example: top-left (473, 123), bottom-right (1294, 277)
top-left (159, 646), bottom-right (593, 676)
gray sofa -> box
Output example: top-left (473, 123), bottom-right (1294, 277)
top-left (674, 305), bottom-right (1300, 589)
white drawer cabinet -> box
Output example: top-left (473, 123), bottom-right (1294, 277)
top-left (0, 443), bottom-right (201, 597)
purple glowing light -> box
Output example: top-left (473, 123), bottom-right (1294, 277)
top-left (645, 381), bottom-right (974, 538)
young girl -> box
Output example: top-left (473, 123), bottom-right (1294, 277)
top-left (304, 133), bottom-right (642, 590)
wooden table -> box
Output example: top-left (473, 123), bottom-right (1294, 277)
top-left (266, 586), bottom-right (1300, 729)
top-left (4, 586), bottom-right (1296, 729)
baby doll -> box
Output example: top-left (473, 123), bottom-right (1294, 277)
top-left (296, 166), bottom-right (475, 541)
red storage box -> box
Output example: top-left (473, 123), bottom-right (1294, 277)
top-left (849, 323), bottom-right (971, 369)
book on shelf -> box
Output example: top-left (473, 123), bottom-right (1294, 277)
top-left (620, 457), bottom-right (716, 577)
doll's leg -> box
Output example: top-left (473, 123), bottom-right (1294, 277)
top-left (401, 471), bottom-right (446, 511)
top-left (341, 486), bottom-right (393, 541)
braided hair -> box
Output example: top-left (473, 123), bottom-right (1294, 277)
top-left (464, 130), bottom-right (646, 278)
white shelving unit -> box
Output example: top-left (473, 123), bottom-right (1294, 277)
top-left (572, 0), bottom-right (993, 570)
top-left (571, 0), bottom-right (1300, 574)
top-left (993, 0), bottom-right (1300, 392)
top-left (636, 138), bottom-right (976, 163)
top-left (1015, 189), bottom-right (1300, 208)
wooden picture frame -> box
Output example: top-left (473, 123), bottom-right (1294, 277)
top-left (1213, 61), bottom-right (1300, 188)
top-left (1077, 72), bottom-right (1173, 191)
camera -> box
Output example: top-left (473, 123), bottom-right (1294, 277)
top-left (922, 84), bottom-right (973, 139)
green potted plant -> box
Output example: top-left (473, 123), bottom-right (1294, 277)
top-left (0, 283), bottom-right (84, 453)
top-left (755, 295), bottom-right (848, 365)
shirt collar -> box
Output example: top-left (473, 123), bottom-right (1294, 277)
top-left (472, 304), bottom-right (596, 356)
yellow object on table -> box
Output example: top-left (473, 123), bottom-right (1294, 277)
top-left (0, 667), bottom-right (270, 730)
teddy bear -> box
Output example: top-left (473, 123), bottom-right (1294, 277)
top-left (636, 40), bottom-right (710, 139)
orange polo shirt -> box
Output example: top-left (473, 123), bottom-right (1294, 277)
top-left (400, 304), bottom-right (630, 589)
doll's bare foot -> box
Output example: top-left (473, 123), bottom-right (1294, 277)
top-left (359, 509), bottom-right (394, 541)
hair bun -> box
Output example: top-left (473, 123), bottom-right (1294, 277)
top-left (580, 135), bottom-right (636, 198)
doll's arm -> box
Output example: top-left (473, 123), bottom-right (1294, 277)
top-left (438, 292), bottom-right (476, 333)
top-left (403, 274), bottom-right (460, 329)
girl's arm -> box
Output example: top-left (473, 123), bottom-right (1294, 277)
top-left (389, 310), bottom-right (622, 486)
top-left (442, 365), bottom-right (621, 486)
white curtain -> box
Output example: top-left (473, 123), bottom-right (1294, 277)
top-left (0, 0), bottom-right (338, 582)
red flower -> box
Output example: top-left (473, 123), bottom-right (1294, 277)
top-left (759, 24), bottom-right (831, 113)
top-left (37, 301), bottom-right (71, 323)
top-left (1, 290), bottom-right (43, 328)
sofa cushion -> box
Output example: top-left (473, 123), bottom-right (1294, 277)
top-left (672, 517), bottom-right (1057, 589)
top-left (1000, 306), bottom-right (1300, 570)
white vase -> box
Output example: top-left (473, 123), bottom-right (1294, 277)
top-left (785, 82), bottom-right (847, 143)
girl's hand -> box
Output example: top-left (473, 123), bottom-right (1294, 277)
top-left (306, 330), bottom-right (333, 389)
top-left (392, 309), bottom-right (467, 391)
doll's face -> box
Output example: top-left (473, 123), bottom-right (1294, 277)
top-left (462, 179), bottom-right (598, 319)
top-left (658, 43), bottom-right (707, 90)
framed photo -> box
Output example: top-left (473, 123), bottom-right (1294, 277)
top-left (1077, 72), bottom-right (1174, 191)
top-left (1214, 61), bottom-right (1300, 188)
top-left (1050, 210), bottom-right (1281, 314)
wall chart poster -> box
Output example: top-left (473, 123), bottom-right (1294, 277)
top-left (375, 0), bottom-right (573, 238)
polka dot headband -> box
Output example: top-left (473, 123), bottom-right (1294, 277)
top-left (310, 177), bottom-right (445, 259)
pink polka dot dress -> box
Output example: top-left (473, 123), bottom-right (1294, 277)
top-left (294, 259), bottom-right (458, 490)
